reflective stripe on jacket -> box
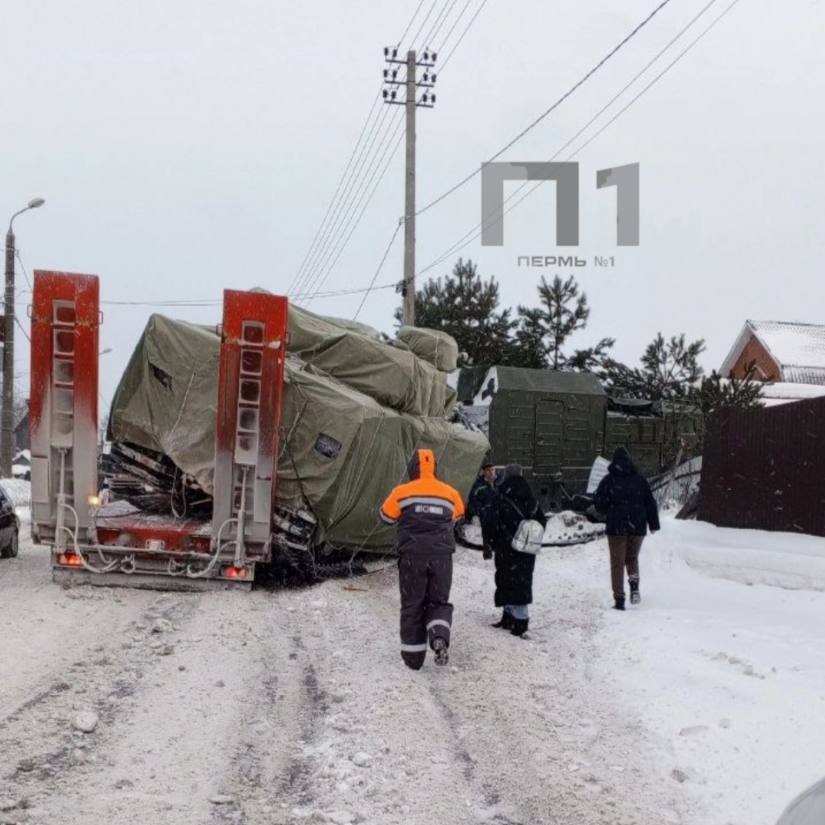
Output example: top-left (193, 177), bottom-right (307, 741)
top-left (380, 448), bottom-right (465, 557)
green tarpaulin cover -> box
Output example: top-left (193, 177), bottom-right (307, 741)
top-left (109, 305), bottom-right (488, 550)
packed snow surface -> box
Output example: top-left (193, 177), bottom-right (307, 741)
top-left (1, 511), bottom-right (823, 825)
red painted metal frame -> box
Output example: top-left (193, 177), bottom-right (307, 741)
top-left (30, 271), bottom-right (99, 536)
top-left (30, 271), bottom-right (99, 443)
top-left (31, 274), bottom-right (288, 584)
top-left (212, 289), bottom-right (288, 552)
top-left (96, 514), bottom-right (212, 553)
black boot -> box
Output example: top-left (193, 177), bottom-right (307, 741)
top-left (613, 595), bottom-right (626, 611)
top-left (510, 618), bottom-right (529, 637)
top-left (432, 637), bottom-right (449, 666)
top-left (629, 581), bottom-right (641, 605)
top-left (492, 611), bottom-right (514, 630)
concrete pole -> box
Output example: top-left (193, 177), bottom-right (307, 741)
top-left (2, 230), bottom-right (15, 476)
top-left (402, 49), bottom-right (417, 327)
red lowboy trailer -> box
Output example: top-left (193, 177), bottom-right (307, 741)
top-left (29, 271), bottom-right (288, 590)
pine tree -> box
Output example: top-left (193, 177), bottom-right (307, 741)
top-left (692, 359), bottom-right (764, 416)
top-left (398, 258), bottom-right (517, 366)
top-left (511, 274), bottom-right (613, 370)
top-left (511, 307), bottom-right (549, 369)
top-left (566, 337), bottom-right (617, 374)
top-left (604, 333), bottom-right (706, 400)
top-left (518, 275), bottom-right (588, 369)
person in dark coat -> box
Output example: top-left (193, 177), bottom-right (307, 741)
top-left (467, 462), bottom-right (497, 558)
top-left (380, 448), bottom-right (465, 669)
top-left (594, 447), bottom-right (660, 611)
top-left (468, 463), bottom-right (496, 518)
top-left (480, 464), bottom-right (546, 637)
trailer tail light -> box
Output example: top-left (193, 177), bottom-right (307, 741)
top-left (57, 553), bottom-right (83, 567)
top-left (223, 565), bottom-right (249, 579)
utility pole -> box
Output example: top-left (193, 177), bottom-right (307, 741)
top-left (3, 198), bottom-right (45, 476)
top-left (383, 46), bottom-right (437, 327)
top-left (2, 233), bottom-right (14, 477)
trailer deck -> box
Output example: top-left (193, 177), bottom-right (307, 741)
top-left (30, 271), bottom-right (290, 590)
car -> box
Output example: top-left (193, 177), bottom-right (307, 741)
top-left (777, 777), bottom-right (825, 825)
top-left (0, 485), bottom-right (20, 559)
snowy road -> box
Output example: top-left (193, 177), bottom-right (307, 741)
top-left (1, 516), bottom-right (823, 825)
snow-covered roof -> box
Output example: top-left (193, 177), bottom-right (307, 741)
top-left (720, 320), bottom-right (825, 385)
top-left (759, 382), bottom-right (825, 407)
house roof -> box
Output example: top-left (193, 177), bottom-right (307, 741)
top-left (720, 321), bottom-right (825, 385)
top-left (759, 382), bottom-right (825, 407)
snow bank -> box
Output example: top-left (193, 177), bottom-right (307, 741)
top-left (655, 518), bottom-right (825, 591)
top-left (460, 510), bottom-right (604, 548)
top-left (544, 510), bottom-right (605, 545)
top-left (565, 518), bottom-right (825, 824)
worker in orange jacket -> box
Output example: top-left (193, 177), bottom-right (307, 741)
top-left (380, 448), bottom-right (465, 669)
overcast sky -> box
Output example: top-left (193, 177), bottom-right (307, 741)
top-left (2, 0), bottom-right (824, 408)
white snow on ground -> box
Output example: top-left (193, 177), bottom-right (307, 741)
top-left (0, 512), bottom-right (823, 825)
top-left (550, 518), bottom-right (825, 825)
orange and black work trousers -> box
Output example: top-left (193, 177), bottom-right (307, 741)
top-left (607, 535), bottom-right (644, 598)
top-left (398, 555), bottom-right (453, 670)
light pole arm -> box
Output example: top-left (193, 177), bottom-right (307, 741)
top-left (8, 207), bottom-right (31, 236)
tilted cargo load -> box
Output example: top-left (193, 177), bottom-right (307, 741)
top-left (109, 307), bottom-right (488, 551)
top-left (286, 304), bottom-right (456, 417)
top-left (395, 325), bottom-right (459, 373)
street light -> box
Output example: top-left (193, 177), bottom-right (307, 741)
top-left (3, 197), bottom-right (46, 476)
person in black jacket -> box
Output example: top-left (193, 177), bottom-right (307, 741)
top-left (467, 462), bottom-right (497, 521)
top-left (594, 447), bottom-right (660, 611)
top-left (480, 464), bottom-right (546, 637)
top-left (467, 462), bottom-right (497, 559)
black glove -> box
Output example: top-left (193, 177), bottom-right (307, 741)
top-left (482, 544), bottom-right (493, 560)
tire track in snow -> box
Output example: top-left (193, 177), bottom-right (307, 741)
top-left (0, 592), bottom-right (199, 795)
top-left (209, 627), bottom-right (331, 825)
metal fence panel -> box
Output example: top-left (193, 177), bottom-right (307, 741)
top-left (698, 397), bottom-right (825, 537)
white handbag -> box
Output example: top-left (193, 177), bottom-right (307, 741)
top-left (511, 519), bottom-right (544, 555)
top-left (501, 493), bottom-right (544, 555)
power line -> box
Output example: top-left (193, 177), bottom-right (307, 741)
top-left (353, 221), bottom-right (404, 320)
top-left (569, 0), bottom-right (743, 161)
top-left (300, 0), bottom-right (492, 314)
top-left (14, 316), bottom-right (30, 343)
top-left (421, 0), bottom-right (458, 50)
top-left (304, 118), bottom-right (407, 307)
top-left (291, 103), bottom-right (395, 296)
top-left (89, 280), bottom-right (402, 310)
top-left (293, 105), bottom-right (401, 297)
top-left (308, 0), bottom-right (492, 317)
top-left (438, 0), bottom-right (489, 68)
top-left (300, 0), bottom-right (464, 301)
top-left (14, 250), bottom-right (33, 291)
top-left (288, 1), bottom-right (437, 296)
top-left (415, 0), bottom-right (676, 219)
top-left (436, 0), bottom-right (473, 54)
top-left (409, 0), bottom-right (440, 49)
top-left (297, 108), bottom-right (404, 302)
top-left (416, 0), bottom-right (741, 278)
top-left (396, 0), bottom-right (427, 48)
top-left (287, 94), bottom-right (383, 295)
